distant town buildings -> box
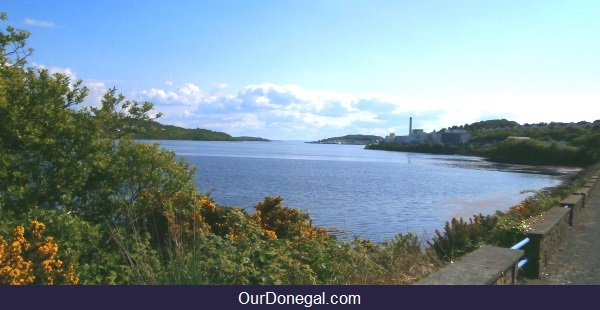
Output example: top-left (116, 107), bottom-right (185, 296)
top-left (381, 118), bottom-right (599, 147)
top-left (384, 117), bottom-right (472, 145)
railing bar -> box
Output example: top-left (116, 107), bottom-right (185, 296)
top-left (510, 237), bottom-right (530, 250)
top-left (517, 257), bottom-right (529, 269)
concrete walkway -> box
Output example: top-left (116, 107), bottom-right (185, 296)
top-left (524, 181), bottom-right (600, 284)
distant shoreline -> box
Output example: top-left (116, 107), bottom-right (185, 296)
top-left (365, 142), bottom-right (595, 168)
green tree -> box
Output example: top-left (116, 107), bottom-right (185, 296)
top-left (0, 12), bottom-right (170, 216)
top-left (0, 13), bottom-right (197, 283)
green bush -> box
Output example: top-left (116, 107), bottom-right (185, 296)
top-left (428, 215), bottom-right (496, 262)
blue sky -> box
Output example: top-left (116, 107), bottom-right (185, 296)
top-left (3, 0), bottom-right (600, 140)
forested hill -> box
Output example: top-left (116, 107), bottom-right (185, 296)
top-left (132, 120), bottom-right (270, 141)
top-left (308, 134), bottom-right (383, 145)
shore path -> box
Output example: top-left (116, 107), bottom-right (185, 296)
top-left (524, 180), bottom-right (600, 285)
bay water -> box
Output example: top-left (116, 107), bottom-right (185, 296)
top-left (145, 140), bottom-right (577, 243)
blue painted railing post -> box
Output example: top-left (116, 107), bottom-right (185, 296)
top-left (510, 237), bottom-right (530, 272)
top-left (522, 233), bottom-right (543, 278)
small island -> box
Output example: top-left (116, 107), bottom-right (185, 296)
top-left (307, 134), bottom-right (383, 145)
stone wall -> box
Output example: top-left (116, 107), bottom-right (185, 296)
top-left (575, 187), bottom-right (590, 208)
top-left (416, 246), bottom-right (524, 285)
top-left (560, 195), bottom-right (583, 226)
top-left (583, 182), bottom-right (595, 198)
top-left (523, 207), bottom-right (571, 278)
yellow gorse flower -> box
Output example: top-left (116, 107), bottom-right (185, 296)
top-left (0, 220), bottom-right (78, 285)
top-left (0, 226), bottom-right (35, 285)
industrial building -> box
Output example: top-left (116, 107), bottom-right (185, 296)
top-left (384, 117), bottom-right (471, 145)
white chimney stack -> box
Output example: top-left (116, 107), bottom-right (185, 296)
top-left (409, 117), bottom-right (413, 135)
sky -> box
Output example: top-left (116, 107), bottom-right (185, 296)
top-left (3, 0), bottom-right (600, 141)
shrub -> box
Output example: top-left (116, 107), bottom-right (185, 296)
top-left (0, 220), bottom-right (78, 285)
top-left (251, 196), bottom-right (329, 241)
top-left (427, 215), bottom-right (496, 262)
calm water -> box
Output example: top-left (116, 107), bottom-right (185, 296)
top-left (144, 140), bottom-right (578, 242)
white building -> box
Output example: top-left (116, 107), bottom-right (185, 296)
top-left (384, 132), bottom-right (396, 143)
top-left (384, 118), bottom-right (471, 145)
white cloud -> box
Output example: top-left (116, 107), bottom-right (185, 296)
top-left (211, 82), bottom-right (227, 90)
top-left (142, 88), bottom-right (180, 102)
top-left (138, 82), bottom-right (600, 140)
top-left (24, 18), bottom-right (55, 28)
top-left (151, 83), bottom-right (398, 140)
top-left (178, 83), bottom-right (203, 105)
top-left (139, 83), bottom-right (204, 106)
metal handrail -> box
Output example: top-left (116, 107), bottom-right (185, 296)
top-left (511, 237), bottom-right (530, 250)
top-left (511, 237), bottom-right (530, 269)
top-left (512, 205), bottom-right (571, 270)
top-left (517, 257), bottom-right (529, 269)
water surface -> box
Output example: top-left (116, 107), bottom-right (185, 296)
top-left (146, 140), bottom-right (577, 242)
